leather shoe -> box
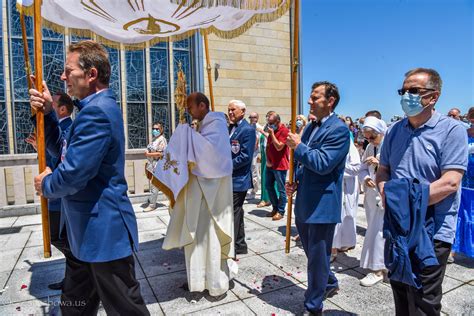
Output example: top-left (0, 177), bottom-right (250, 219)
top-left (266, 210), bottom-right (278, 217)
top-left (235, 248), bottom-right (248, 255)
top-left (257, 201), bottom-right (271, 208)
top-left (48, 279), bottom-right (64, 291)
top-left (272, 213), bottom-right (284, 221)
top-left (324, 286), bottom-right (339, 299)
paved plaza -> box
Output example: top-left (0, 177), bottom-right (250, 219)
top-left (0, 196), bottom-right (472, 315)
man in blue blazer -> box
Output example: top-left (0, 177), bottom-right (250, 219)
top-left (286, 81), bottom-right (350, 315)
top-left (31, 41), bottom-right (149, 315)
top-left (228, 100), bottom-right (256, 255)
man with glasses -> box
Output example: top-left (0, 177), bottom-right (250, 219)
top-left (377, 68), bottom-right (468, 315)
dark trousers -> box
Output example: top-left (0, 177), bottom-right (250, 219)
top-left (61, 254), bottom-right (149, 316)
top-left (265, 168), bottom-right (287, 215)
top-left (49, 210), bottom-right (68, 255)
top-left (296, 220), bottom-right (338, 313)
top-left (390, 239), bottom-right (452, 316)
top-left (233, 191), bottom-right (248, 252)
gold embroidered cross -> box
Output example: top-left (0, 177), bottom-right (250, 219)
top-left (163, 152), bottom-right (180, 175)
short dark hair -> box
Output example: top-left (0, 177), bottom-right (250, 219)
top-left (311, 81), bottom-right (340, 109)
top-left (274, 113), bottom-right (281, 123)
top-left (404, 68), bottom-right (442, 92)
top-left (192, 92), bottom-right (210, 109)
top-left (468, 107), bottom-right (474, 119)
top-left (68, 40), bottom-right (111, 85)
top-left (53, 91), bottom-right (74, 114)
top-left (365, 110), bottom-right (382, 119)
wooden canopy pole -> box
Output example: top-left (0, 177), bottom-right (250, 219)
top-left (203, 34), bottom-right (215, 111)
top-left (20, 13), bottom-right (33, 94)
top-left (285, 0), bottom-right (300, 254)
top-left (33, 0), bottom-right (51, 258)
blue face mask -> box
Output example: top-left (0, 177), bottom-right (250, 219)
top-left (152, 129), bottom-right (161, 137)
top-left (296, 120), bottom-right (303, 128)
top-left (400, 93), bottom-right (428, 117)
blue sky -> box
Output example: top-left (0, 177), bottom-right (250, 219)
top-left (301, 0), bottom-right (473, 121)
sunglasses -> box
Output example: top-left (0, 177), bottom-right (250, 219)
top-left (364, 135), bottom-right (378, 141)
top-left (397, 87), bottom-right (435, 96)
top-left (249, 116), bottom-right (257, 119)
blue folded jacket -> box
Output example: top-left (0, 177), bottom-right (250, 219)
top-left (383, 178), bottom-right (439, 289)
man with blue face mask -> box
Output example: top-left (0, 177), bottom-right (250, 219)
top-left (377, 68), bottom-right (468, 315)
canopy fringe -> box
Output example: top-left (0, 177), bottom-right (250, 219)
top-left (16, 0), bottom-right (291, 50)
top-left (170, 0), bottom-right (286, 10)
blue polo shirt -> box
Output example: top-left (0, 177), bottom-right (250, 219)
top-left (380, 112), bottom-right (468, 244)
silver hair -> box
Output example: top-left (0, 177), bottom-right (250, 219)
top-left (229, 99), bottom-right (246, 110)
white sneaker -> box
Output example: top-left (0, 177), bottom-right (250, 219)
top-left (360, 273), bottom-right (383, 287)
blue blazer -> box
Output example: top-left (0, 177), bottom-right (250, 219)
top-left (230, 119), bottom-right (256, 192)
top-left (383, 178), bottom-right (438, 289)
top-left (42, 89), bottom-right (139, 263)
top-left (46, 117), bottom-right (72, 212)
top-left (32, 115), bottom-right (73, 211)
top-left (294, 114), bottom-right (350, 224)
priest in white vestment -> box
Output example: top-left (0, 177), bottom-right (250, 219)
top-left (151, 92), bottom-right (237, 297)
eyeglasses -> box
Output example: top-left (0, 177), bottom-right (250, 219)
top-left (364, 135), bottom-right (378, 141)
top-left (249, 116), bottom-right (257, 119)
top-left (397, 87), bottom-right (436, 96)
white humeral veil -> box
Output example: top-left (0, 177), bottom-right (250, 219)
top-left (152, 112), bottom-right (237, 296)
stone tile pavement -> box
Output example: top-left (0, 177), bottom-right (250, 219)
top-left (0, 196), bottom-right (472, 315)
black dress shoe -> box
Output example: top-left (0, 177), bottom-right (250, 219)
top-left (235, 248), bottom-right (248, 255)
top-left (324, 286), bottom-right (339, 299)
top-left (48, 279), bottom-right (64, 290)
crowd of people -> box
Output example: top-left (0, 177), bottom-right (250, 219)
top-left (27, 39), bottom-right (472, 316)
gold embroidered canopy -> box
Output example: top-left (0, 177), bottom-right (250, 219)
top-left (17, 0), bottom-right (290, 48)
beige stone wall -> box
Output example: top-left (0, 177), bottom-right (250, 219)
top-left (203, 13), bottom-right (292, 123)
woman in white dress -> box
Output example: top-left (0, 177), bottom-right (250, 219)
top-left (332, 138), bottom-right (361, 261)
top-left (358, 116), bottom-right (387, 287)
top-left (144, 122), bottom-right (167, 212)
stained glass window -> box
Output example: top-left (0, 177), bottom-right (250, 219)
top-left (127, 102), bottom-right (147, 149)
top-left (106, 47), bottom-right (121, 103)
top-left (126, 49), bottom-right (147, 148)
top-left (150, 43), bottom-right (170, 138)
top-left (42, 39), bottom-right (65, 95)
top-left (70, 33), bottom-right (92, 43)
top-left (150, 44), bottom-right (169, 103)
top-left (126, 50), bottom-right (146, 101)
top-left (0, 13), bottom-right (9, 154)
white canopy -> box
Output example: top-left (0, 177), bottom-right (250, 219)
top-left (17, 0), bottom-right (290, 47)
